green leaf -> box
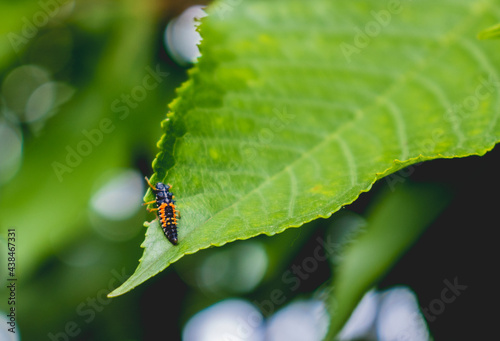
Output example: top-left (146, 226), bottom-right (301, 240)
top-left (325, 182), bottom-right (451, 339)
top-left (478, 23), bottom-right (500, 39)
top-left (109, 0), bottom-right (500, 296)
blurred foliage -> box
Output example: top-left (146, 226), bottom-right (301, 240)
top-left (478, 22), bottom-right (500, 39)
top-left (0, 0), bottom-right (189, 339)
top-left (326, 182), bottom-right (451, 338)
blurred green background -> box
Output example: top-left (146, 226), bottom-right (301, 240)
top-left (0, 1), bottom-right (498, 340)
top-left (0, 1), bottom-right (204, 339)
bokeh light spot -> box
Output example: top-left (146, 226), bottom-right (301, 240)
top-left (1, 65), bottom-right (51, 122)
top-left (337, 290), bottom-right (379, 341)
top-left (197, 241), bottom-right (268, 294)
top-left (376, 286), bottom-right (430, 341)
top-left (265, 299), bottom-right (329, 341)
top-left (183, 299), bottom-right (265, 341)
top-left (164, 5), bottom-right (207, 65)
top-left (90, 169), bottom-right (144, 221)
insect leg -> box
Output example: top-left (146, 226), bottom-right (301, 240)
top-left (145, 176), bottom-right (157, 191)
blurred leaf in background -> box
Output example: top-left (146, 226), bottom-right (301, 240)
top-left (478, 22), bottom-right (500, 39)
top-left (326, 182), bottom-right (451, 339)
top-left (0, 0), bottom-right (199, 339)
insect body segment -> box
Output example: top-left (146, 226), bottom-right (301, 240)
top-left (144, 177), bottom-right (180, 245)
top-left (158, 202), bottom-right (178, 244)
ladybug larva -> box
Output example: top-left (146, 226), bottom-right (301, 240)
top-left (144, 177), bottom-right (180, 245)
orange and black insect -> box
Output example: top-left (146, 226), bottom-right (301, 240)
top-left (144, 177), bottom-right (180, 245)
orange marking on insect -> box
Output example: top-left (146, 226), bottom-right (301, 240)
top-left (144, 177), bottom-right (179, 245)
